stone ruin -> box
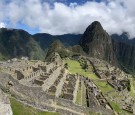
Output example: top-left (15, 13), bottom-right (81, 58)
top-left (0, 54), bottom-right (114, 115)
top-left (84, 77), bottom-right (112, 110)
top-left (107, 75), bottom-right (130, 91)
top-left (0, 89), bottom-right (13, 115)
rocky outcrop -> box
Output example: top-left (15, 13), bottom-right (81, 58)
top-left (0, 89), bottom-right (13, 115)
top-left (80, 21), bottom-right (116, 65)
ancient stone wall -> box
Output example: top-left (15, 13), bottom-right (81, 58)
top-left (42, 66), bottom-right (62, 91)
top-left (46, 63), bottom-right (55, 73)
top-left (0, 73), bottom-right (84, 115)
top-left (0, 89), bottom-right (13, 115)
top-left (55, 71), bottom-right (67, 97)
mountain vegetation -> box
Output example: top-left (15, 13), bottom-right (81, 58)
top-left (0, 28), bottom-right (45, 60)
top-left (0, 21), bottom-right (135, 74)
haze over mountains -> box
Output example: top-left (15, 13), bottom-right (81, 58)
top-left (0, 21), bottom-right (135, 73)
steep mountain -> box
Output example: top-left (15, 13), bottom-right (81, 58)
top-left (111, 33), bottom-right (135, 73)
top-left (0, 28), bottom-right (45, 60)
top-left (79, 21), bottom-right (135, 73)
top-left (46, 39), bottom-right (85, 61)
top-left (33, 33), bottom-right (55, 50)
top-left (80, 21), bottom-right (116, 64)
top-left (33, 33), bottom-right (81, 49)
top-left (112, 40), bottom-right (135, 73)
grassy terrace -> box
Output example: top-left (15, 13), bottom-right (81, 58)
top-left (129, 77), bottom-right (135, 97)
top-left (64, 59), bottom-right (98, 80)
top-left (64, 59), bottom-right (113, 93)
top-left (76, 80), bottom-right (87, 106)
top-left (10, 97), bottom-right (59, 115)
top-left (76, 84), bottom-right (82, 105)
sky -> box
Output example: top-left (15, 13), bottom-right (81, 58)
top-left (0, 0), bottom-right (135, 38)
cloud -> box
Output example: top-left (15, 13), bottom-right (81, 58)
top-left (0, 22), bottom-right (6, 28)
top-left (0, 0), bottom-right (135, 38)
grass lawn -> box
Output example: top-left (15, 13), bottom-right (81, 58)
top-left (76, 86), bottom-right (82, 105)
top-left (129, 78), bottom-right (135, 98)
top-left (10, 97), bottom-right (59, 115)
top-left (64, 59), bottom-right (98, 80)
top-left (76, 81), bottom-right (87, 106)
top-left (93, 80), bottom-right (114, 93)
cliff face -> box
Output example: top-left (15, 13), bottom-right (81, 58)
top-left (80, 21), bottom-right (116, 64)
top-left (112, 39), bottom-right (135, 72)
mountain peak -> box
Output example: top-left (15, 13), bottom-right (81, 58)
top-left (86, 21), bottom-right (103, 32)
top-left (80, 21), bottom-right (105, 47)
top-left (80, 21), bottom-right (116, 64)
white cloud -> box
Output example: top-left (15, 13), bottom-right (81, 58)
top-left (0, 0), bottom-right (135, 38)
top-left (0, 22), bottom-right (6, 28)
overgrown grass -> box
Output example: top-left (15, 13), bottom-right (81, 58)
top-left (10, 97), bottom-right (59, 115)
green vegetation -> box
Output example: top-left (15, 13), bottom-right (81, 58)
top-left (129, 77), bottom-right (135, 97)
top-left (64, 59), bottom-right (133, 115)
top-left (0, 28), bottom-right (45, 60)
top-left (76, 87), bottom-right (82, 105)
top-left (109, 101), bottom-right (132, 115)
top-left (94, 80), bottom-right (114, 93)
top-left (64, 59), bottom-right (98, 80)
top-left (64, 59), bottom-right (114, 93)
top-left (46, 40), bottom-right (70, 60)
top-left (76, 81), bottom-right (87, 106)
top-left (10, 97), bottom-right (59, 115)
top-left (82, 81), bottom-right (87, 106)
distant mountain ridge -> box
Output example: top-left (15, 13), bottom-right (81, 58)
top-left (1, 23), bottom-right (135, 74)
top-left (33, 33), bottom-right (81, 48)
top-left (0, 28), bottom-right (45, 60)
top-left (0, 28), bottom-right (81, 60)
top-left (111, 32), bottom-right (135, 45)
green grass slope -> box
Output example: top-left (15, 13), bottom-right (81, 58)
top-left (10, 97), bottom-right (59, 115)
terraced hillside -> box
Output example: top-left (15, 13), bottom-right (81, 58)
top-left (0, 53), bottom-right (134, 115)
